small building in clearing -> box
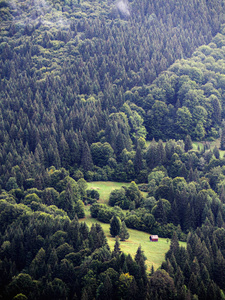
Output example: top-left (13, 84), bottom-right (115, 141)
top-left (149, 235), bottom-right (158, 242)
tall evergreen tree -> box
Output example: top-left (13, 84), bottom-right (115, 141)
top-left (119, 221), bottom-right (130, 241)
top-left (81, 141), bottom-right (93, 172)
top-left (211, 95), bottom-right (221, 125)
top-left (134, 145), bottom-right (143, 175)
top-left (213, 146), bottom-right (220, 159)
top-left (166, 231), bottom-right (179, 260)
top-left (157, 139), bottom-right (166, 165)
top-left (112, 236), bottom-right (122, 257)
top-left (184, 135), bottom-right (193, 152)
top-left (110, 216), bottom-right (121, 237)
top-left (220, 126), bottom-right (225, 150)
top-left (153, 198), bottom-right (167, 224)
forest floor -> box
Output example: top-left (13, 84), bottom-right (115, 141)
top-left (83, 181), bottom-right (186, 271)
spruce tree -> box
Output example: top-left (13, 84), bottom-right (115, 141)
top-left (110, 216), bottom-right (121, 237)
top-left (219, 186), bottom-right (225, 203)
top-left (166, 231), bottom-right (179, 260)
top-left (157, 139), bottom-right (166, 165)
top-left (198, 281), bottom-right (207, 300)
top-left (134, 145), bottom-right (143, 175)
top-left (146, 139), bottom-right (158, 169)
top-left (184, 135), bottom-right (193, 152)
top-left (153, 198), bottom-right (167, 224)
top-left (81, 141), bottom-right (93, 172)
top-left (112, 236), bottom-right (121, 256)
top-left (119, 221), bottom-right (130, 241)
top-left (135, 246), bottom-right (147, 265)
top-left (211, 95), bottom-right (221, 125)
top-left (220, 126), bottom-right (225, 150)
top-left (213, 146), bottom-right (220, 159)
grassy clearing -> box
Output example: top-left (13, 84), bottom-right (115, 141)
top-left (192, 141), bottom-right (204, 151)
top-left (147, 138), bottom-right (225, 158)
top-left (87, 181), bottom-right (144, 204)
top-left (81, 206), bottom-right (186, 271)
top-left (193, 138), bottom-right (225, 158)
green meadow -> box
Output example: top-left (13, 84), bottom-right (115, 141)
top-left (87, 181), bottom-right (148, 204)
top-left (81, 207), bottom-right (186, 271)
top-left (83, 182), bottom-right (186, 271)
top-left (87, 181), bottom-right (133, 204)
top-left (191, 138), bottom-right (225, 157)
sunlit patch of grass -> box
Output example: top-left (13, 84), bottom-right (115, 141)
top-left (87, 181), bottom-right (131, 204)
top-left (193, 138), bottom-right (225, 158)
top-left (80, 206), bottom-right (186, 271)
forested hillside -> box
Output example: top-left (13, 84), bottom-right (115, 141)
top-left (1, 0), bottom-right (225, 185)
top-left (2, 0), bottom-right (225, 299)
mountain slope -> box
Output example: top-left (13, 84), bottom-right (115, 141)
top-left (0, 0), bottom-right (225, 186)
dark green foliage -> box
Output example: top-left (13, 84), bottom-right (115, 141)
top-left (90, 203), bottom-right (125, 223)
top-left (1, 184), bottom-right (225, 300)
top-left (149, 270), bottom-right (176, 300)
top-left (74, 200), bottom-right (85, 218)
top-left (213, 146), bottom-right (220, 159)
top-left (91, 142), bottom-right (114, 167)
top-left (96, 275), bottom-right (113, 300)
top-left (211, 95), bottom-right (221, 125)
top-left (81, 142), bottom-right (93, 173)
top-left (152, 199), bottom-right (169, 224)
top-left (109, 181), bottom-right (143, 209)
top-left (221, 127), bottom-right (225, 150)
top-left (0, 0), bottom-right (224, 190)
top-left (109, 188), bottom-right (128, 209)
top-left (126, 181), bottom-right (143, 208)
top-left (2, 0), bottom-right (225, 299)
top-left (184, 135), bottom-right (193, 152)
top-left (112, 237), bottom-right (121, 257)
top-left (110, 216), bottom-right (121, 237)
top-left (119, 221), bottom-right (130, 241)
top-left (161, 227), bottom-right (225, 300)
top-left (166, 231), bottom-right (180, 260)
top-left (86, 189), bottom-right (100, 204)
top-left (6, 177), bottom-right (18, 191)
top-left (134, 145), bottom-right (143, 175)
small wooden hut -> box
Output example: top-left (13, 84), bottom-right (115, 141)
top-left (149, 235), bottom-right (158, 242)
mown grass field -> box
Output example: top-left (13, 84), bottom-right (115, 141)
top-left (83, 181), bottom-right (186, 271)
top-left (81, 206), bottom-right (186, 271)
top-left (87, 181), bottom-right (141, 204)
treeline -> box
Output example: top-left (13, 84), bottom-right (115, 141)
top-left (0, 166), bottom-right (89, 219)
top-left (90, 141), bottom-right (225, 237)
top-left (2, 135), bottom-right (225, 235)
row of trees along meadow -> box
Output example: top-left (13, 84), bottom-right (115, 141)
top-left (2, 134), bottom-right (225, 236)
top-left (90, 140), bottom-right (225, 236)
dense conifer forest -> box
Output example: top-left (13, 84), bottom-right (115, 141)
top-left (2, 0), bottom-right (225, 299)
